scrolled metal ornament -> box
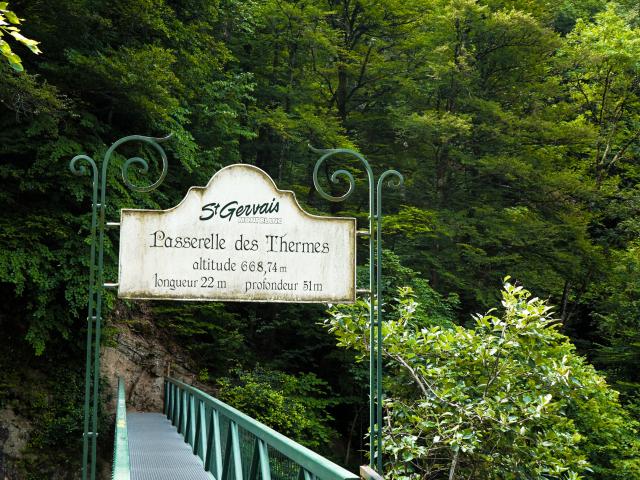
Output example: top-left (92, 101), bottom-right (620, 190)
top-left (377, 169), bottom-right (404, 192)
top-left (70, 154), bottom-right (99, 180)
top-left (310, 145), bottom-right (374, 202)
top-left (104, 133), bottom-right (172, 193)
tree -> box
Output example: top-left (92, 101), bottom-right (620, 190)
top-left (559, 4), bottom-right (640, 189)
top-left (326, 281), bottom-right (640, 479)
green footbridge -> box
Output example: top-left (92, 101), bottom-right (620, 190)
top-left (112, 377), bottom-right (361, 480)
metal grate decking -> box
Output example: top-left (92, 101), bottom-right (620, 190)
top-left (127, 412), bottom-right (213, 480)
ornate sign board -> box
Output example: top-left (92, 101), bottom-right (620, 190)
top-left (118, 164), bottom-right (356, 303)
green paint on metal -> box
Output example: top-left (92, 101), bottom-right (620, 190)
top-left (248, 438), bottom-right (271, 480)
top-left (70, 134), bottom-right (172, 480)
top-left (194, 399), bottom-right (207, 458)
top-left (112, 378), bottom-right (131, 480)
top-left (165, 377), bottom-right (358, 480)
top-left (310, 146), bottom-right (403, 475)
top-left (375, 170), bottom-right (404, 474)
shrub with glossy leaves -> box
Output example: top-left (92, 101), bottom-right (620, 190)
top-left (326, 280), bottom-right (640, 479)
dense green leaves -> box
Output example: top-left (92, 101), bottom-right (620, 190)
top-left (327, 282), bottom-right (640, 479)
top-left (216, 368), bottom-right (337, 451)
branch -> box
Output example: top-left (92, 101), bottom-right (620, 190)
top-left (449, 448), bottom-right (460, 480)
top-left (607, 128), bottom-right (640, 171)
top-left (391, 353), bottom-right (461, 409)
top-left (391, 353), bottom-right (430, 398)
top-left (598, 65), bottom-right (614, 127)
top-left (347, 43), bottom-right (374, 102)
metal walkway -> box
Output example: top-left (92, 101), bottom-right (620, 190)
top-left (127, 412), bottom-right (212, 480)
top-left (112, 378), bottom-right (358, 480)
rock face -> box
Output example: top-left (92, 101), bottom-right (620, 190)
top-left (101, 314), bottom-right (200, 414)
top-left (0, 408), bottom-right (31, 480)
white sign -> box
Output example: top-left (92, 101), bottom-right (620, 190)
top-left (117, 165), bottom-right (356, 303)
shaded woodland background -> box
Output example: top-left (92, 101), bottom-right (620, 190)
top-left (1, 0), bottom-right (640, 478)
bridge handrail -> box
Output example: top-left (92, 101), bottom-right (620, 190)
top-left (165, 376), bottom-right (359, 480)
top-left (112, 378), bottom-right (131, 480)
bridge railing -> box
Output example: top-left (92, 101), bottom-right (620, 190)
top-left (112, 377), bottom-right (131, 480)
top-left (165, 377), bottom-right (359, 480)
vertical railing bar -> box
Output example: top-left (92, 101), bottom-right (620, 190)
top-left (175, 387), bottom-right (179, 426)
top-left (181, 389), bottom-right (188, 436)
top-left (176, 388), bottom-right (181, 429)
top-left (248, 438), bottom-right (260, 480)
top-left (163, 380), bottom-right (168, 416)
top-left (168, 383), bottom-right (174, 420)
top-left (258, 439), bottom-right (271, 480)
top-left (191, 395), bottom-right (197, 448)
top-left (195, 399), bottom-right (207, 460)
top-left (172, 384), bottom-right (179, 426)
top-left (230, 422), bottom-right (243, 480)
top-left (169, 384), bottom-right (175, 424)
top-left (222, 422), bottom-right (233, 480)
top-left (185, 392), bottom-right (192, 443)
top-left (179, 389), bottom-right (183, 434)
top-left (163, 380), bottom-right (169, 416)
top-left (205, 408), bottom-right (215, 475)
top-left (169, 382), bottom-right (174, 418)
top-left (297, 466), bottom-right (313, 480)
top-left (162, 380), bottom-right (171, 416)
top-left (200, 400), bottom-right (208, 460)
top-left (194, 398), bottom-right (201, 455)
top-left (186, 393), bottom-right (196, 447)
top-left (206, 408), bottom-right (223, 479)
top-left (213, 409), bottom-right (223, 480)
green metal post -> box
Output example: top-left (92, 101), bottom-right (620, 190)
top-left (69, 155), bottom-right (98, 480)
top-left (375, 170), bottom-right (403, 473)
top-left (70, 134), bottom-right (171, 480)
top-left (311, 147), bottom-right (402, 474)
top-left (311, 147), bottom-right (375, 467)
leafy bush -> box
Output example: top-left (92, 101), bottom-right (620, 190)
top-left (326, 281), bottom-right (640, 479)
top-left (216, 368), bottom-right (337, 451)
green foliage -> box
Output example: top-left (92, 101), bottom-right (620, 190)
top-left (559, 3), bottom-right (640, 188)
top-left (152, 302), bottom-right (246, 375)
top-left (376, 250), bottom-right (459, 329)
top-left (0, 333), bottom-right (107, 479)
top-left (0, 2), bottom-right (40, 72)
top-left (0, 0), bottom-right (257, 355)
top-left (590, 242), bottom-right (640, 401)
top-left (326, 281), bottom-right (640, 479)
top-left (216, 368), bottom-right (337, 451)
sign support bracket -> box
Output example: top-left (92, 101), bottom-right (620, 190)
top-left (70, 134), bottom-right (171, 480)
top-left (311, 147), bottom-right (403, 474)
